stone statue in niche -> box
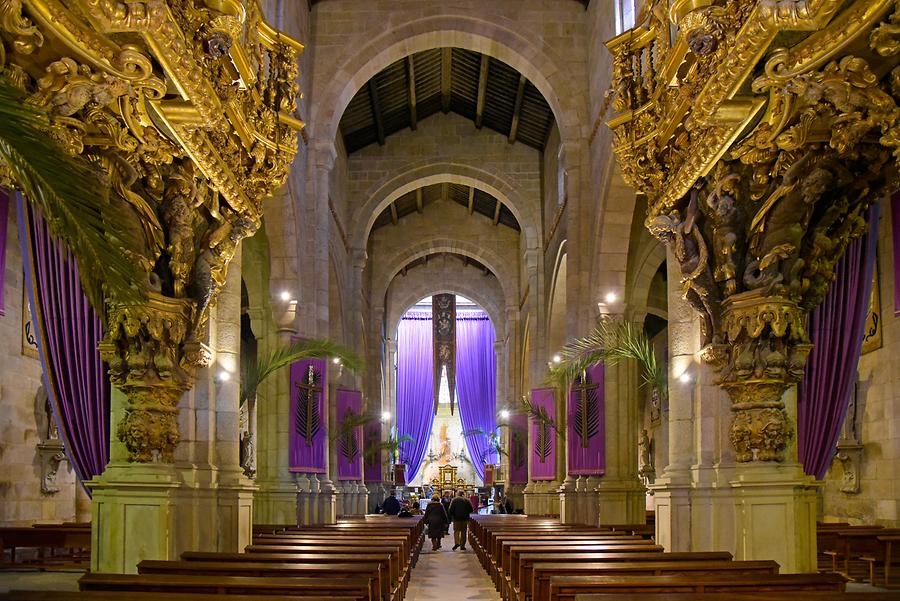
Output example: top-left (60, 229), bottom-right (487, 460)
top-left (638, 429), bottom-right (655, 489)
top-left (239, 402), bottom-right (256, 479)
top-left (35, 386), bottom-right (66, 495)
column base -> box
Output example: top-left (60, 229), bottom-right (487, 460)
top-left (254, 480), bottom-right (300, 525)
top-left (595, 477), bottom-right (645, 525)
top-left (523, 480), bottom-right (560, 516)
top-left (648, 474), bottom-right (693, 552)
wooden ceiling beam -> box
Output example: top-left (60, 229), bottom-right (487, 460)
top-left (406, 55), bottom-right (417, 131)
top-left (475, 54), bottom-right (489, 129)
top-left (441, 48), bottom-right (452, 113)
top-left (508, 74), bottom-right (526, 144)
top-left (467, 186), bottom-right (475, 215)
top-left (493, 199), bottom-right (502, 226)
top-left (416, 188), bottom-right (423, 213)
top-left (390, 202), bottom-right (398, 225)
top-left (368, 80), bottom-right (386, 145)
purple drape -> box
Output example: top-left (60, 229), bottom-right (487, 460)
top-left (289, 357), bottom-right (327, 473)
top-left (397, 312), bottom-right (434, 483)
top-left (456, 312), bottom-right (498, 481)
top-left (508, 413), bottom-right (528, 484)
top-left (891, 192), bottom-right (900, 315)
top-left (0, 189), bottom-right (9, 315)
top-left (798, 203), bottom-right (879, 479)
top-left (17, 197), bottom-right (109, 487)
top-left (530, 388), bottom-right (557, 480)
top-left (336, 389), bottom-right (363, 480)
top-left (567, 363), bottom-right (606, 475)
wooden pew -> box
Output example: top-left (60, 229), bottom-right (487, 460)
top-left (832, 528), bottom-right (900, 579)
top-left (525, 559), bottom-right (779, 601)
top-left (858, 534), bottom-right (900, 586)
top-left (137, 559), bottom-right (382, 601)
top-left (572, 593), bottom-right (900, 601)
top-left (0, 526), bottom-right (91, 566)
top-left (183, 550), bottom-right (399, 600)
top-left (79, 573), bottom-right (372, 599)
top-left (514, 551), bottom-right (733, 601)
top-left (1, 592), bottom-right (353, 601)
top-left (547, 572), bottom-right (847, 601)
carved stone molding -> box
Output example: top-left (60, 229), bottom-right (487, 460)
top-left (37, 440), bottom-right (66, 494)
top-left (835, 440), bottom-right (864, 493)
top-left (1, 1), bottom-right (303, 463)
top-left (609, 0), bottom-right (899, 461)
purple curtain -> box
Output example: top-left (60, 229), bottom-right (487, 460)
top-left (17, 196), bottom-right (109, 487)
top-left (798, 203), bottom-right (880, 479)
top-left (455, 311), bottom-right (498, 481)
top-left (289, 357), bottom-right (327, 473)
top-left (0, 189), bottom-right (9, 315)
top-left (397, 312), bottom-right (434, 482)
top-left (891, 191), bottom-right (900, 315)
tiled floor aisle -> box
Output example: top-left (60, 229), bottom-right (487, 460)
top-left (406, 525), bottom-right (500, 600)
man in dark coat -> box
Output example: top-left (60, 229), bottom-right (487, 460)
top-left (422, 494), bottom-right (449, 551)
top-left (382, 491), bottom-right (401, 516)
top-left (440, 490), bottom-right (452, 534)
top-left (448, 490), bottom-right (474, 550)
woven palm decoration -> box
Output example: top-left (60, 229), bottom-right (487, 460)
top-left (295, 364), bottom-right (322, 446)
top-left (572, 370), bottom-right (601, 449)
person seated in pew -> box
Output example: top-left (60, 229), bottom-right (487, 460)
top-left (423, 494), bottom-right (449, 551)
top-left (382, 491), bottom-right (402, 516)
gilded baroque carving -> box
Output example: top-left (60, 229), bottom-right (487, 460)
top-left (609, 0), bottom-right (899, 461)
top-left (0, 0), bottom-right (303, 462)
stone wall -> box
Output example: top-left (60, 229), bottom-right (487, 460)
top-left (0, 203), bottom-right (77, 525)
top-left (822, 202), bottom-right (900, 526)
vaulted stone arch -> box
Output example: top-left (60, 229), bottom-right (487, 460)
top-left (310, 14), bottom-right (587, 157)
top-left (351, 162), bottom-right (538, 251)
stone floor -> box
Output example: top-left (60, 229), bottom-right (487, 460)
top-left (406, 526), bottom-right (500, 600)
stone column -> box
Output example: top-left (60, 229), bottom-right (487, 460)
top-left (648, 249), bottom-right (696, 550)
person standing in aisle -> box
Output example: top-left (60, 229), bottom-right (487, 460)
top-left (422, 494), bottom-right (449, 551)
top-left (448, 489), bottom-right (473, 550)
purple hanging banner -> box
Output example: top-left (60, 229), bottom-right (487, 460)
top-left (530, 388), bottom-right (557, 481)
top-left (336, 389), bottom-right (363, 480)
top-left (508, 413), bottom-right (528, 484)
top-left (0, 189), bottom-right (8, 315)
top-left (289, 357), bottom-right (327, 473)
top-left (568, 364), bottom-right (606, 475)
top-left (363, 421), bottom-right (383, 483)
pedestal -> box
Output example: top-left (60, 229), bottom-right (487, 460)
top-left (730, 464), bottom-right (819, 573)
top-left (648, 476), bottom-right (692, 552)
top-left (254, 480), bottom-right (301, 524)
top-left (595, 477), bottom-right (645, 525)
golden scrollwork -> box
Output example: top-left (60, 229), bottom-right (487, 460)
top-left (1, 0), bottom-right (303, 463)
top-left (609, 0), bottom-right (898, 461)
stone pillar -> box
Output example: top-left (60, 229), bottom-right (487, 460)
top-left (648, 249), bottom-right (696, 550)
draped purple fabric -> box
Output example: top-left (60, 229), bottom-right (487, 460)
top-left (798, 203), bottom-right (880, 480)
top-left (397, 312), bottom-right (434, 483)
top-left (455, 311), bottom-right (498, 481)
top-left (17, 196), bottom-right (109, 487)
top-left (891, 191), bottom-right (900, 315)
top-left (0, 189), bottom-right (9, 315)
top-left (336, 389), bottom-right (363, 480)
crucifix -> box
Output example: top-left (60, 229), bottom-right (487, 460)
top-left (572, 369), bottom-right (600, 449)
top-left (295, 364), bottom-right (322, 446)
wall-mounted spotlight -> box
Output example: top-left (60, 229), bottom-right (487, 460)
top-left (279, 290), bottom-right (291, 302)
top-left (678, 372), bottom-right (692, 384)
top-left (217, 371), bottom-right (231, 382)
top-left (381, 411), bottom-right (391, 422)
top-left (605, 291), bottom-right (617, 304)
top-left (499, 409), bottom-right (510, 419)
top-left (552, 354), bottom-right (562, 364)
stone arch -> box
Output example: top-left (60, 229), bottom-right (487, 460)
top-left (373, 237), bottom-right (517, 309)
top-left (627, 234), bottom-right (667, 325)
top-left (312, 15), bottom-right (585, 156)
top-left (351, 162), bottom-right (538, 250)
top-left (546, 240), bottom-right (568, 354)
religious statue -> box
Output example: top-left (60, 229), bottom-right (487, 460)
top-left (638, 429), bottom-right (652, 473)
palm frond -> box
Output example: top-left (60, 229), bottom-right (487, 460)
top-left (520, 394), bottom-right (561, 435)
top-left (0, 77), bottom-right (144, 314)
top-left (330, 410), bottom-right (375, 441)
top-left (547, 318), bottom-right (667, 402)
top-left (240, 338), bottom-right (362, 406)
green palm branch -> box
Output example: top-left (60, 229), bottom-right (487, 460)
top-left (461, 427), bottom-right (508, 461)
top-left (363, 427), bottom-right (413, 466)
top-left (0, 77), bottom-right (143, 314)
top-left (519, 394), bottom-right (561, 435)
top-left (547, 318), bottom-right (667, 402)
top-left (240, 338), bottom-right (362, 406)
top-left (330, 409), bottom-right (375, 442)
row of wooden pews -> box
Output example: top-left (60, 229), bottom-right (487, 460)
top-left (469, 515), bottom-right (862, 601)
top-left (0, 523), bottom-right (91, 568)
top-left (817, 521), bottom-right (900, 587)
top-left (2, 516), bottom-right (424, 601)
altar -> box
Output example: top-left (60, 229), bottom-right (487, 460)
top-left (430, 465), bottom-right (476, 497)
